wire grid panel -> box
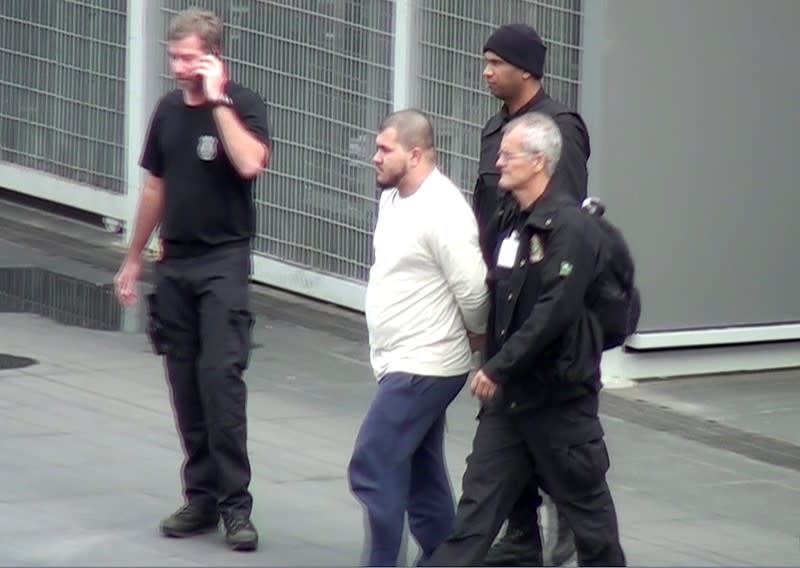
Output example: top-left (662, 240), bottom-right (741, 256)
top-left (0, 267), bottom-right (121, 331)
top-left (157, 0), bottom-right (394, 283)
top-left (417, 0), bottom-right (583, 196)
top-left (0, 0), bottom-right (127, 193)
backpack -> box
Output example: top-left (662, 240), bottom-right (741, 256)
top-left (581, 197), bottom-right (642, 350)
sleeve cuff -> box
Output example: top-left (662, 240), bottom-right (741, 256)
top-left (482, 357), bottom-right (510, 385)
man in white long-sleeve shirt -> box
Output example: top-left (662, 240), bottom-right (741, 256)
top-left (348, 109), bottom-right (489, 567)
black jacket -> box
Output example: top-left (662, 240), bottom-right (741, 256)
top-left (473, 89), bottom-right (591, 255)
top-left (481, 188), bottom-right (605, 413)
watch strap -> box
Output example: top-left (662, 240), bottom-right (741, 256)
top-left (212, 94), bottom-right (233, 107)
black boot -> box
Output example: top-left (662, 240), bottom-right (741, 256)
top-left (485, 522), bottom-right (544, 567)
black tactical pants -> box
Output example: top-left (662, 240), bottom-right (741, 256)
top-left (147, 243), bottom-right (254, 519)
top-left (507, 481), bottom-right (544, 533)
top-left (426, 394), bottom-right (626, 567)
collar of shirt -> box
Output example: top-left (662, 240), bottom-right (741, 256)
top-left (501, 87), bottom-right (548, 121)
top-left (482, 88), bottom-right (550, 141)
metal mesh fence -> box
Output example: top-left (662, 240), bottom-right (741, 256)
top-left (0, 267), bottom-right (121, 331)
top-left (157, 0), bottom-right (394, 283)
top-left (0, 0), bottom-right (127, 193)
top-left (417, 0), bottom-right (583, 196)
top-left (0, 1), bottom-right (582, 290)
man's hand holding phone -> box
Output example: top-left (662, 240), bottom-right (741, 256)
top-left (193, 54), bottom-right (227, 102)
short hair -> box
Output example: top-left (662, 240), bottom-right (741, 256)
top-left (503, 112), bottom-right (562, 176)
top-left (168, 8), bottom-right (223, 54)
top-left (378, 109), bottom-right (435, 153)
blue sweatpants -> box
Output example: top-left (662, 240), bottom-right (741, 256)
top-left (348, 371), bottom-right (467, 566)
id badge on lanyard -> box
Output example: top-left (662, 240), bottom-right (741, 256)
top-left (496, 230), bottom-right (520, 269)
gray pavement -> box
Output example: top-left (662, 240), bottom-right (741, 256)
top-left (1, 199), bottom-right (800, 566)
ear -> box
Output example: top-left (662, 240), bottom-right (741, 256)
top-left (532, 153), bottom-right (547, 174)
top-left (410, 147), bottom-right (423, 166)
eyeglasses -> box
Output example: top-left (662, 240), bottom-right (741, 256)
top-left (497, 150), bottom-right (539, 162)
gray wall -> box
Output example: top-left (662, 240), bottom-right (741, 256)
top-left (580, 0), bottom-right (800, 334)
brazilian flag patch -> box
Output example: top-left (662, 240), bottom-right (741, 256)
top-left (559, 261), bottom-right (573, 278)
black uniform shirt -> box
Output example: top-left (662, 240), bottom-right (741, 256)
top-left (140, 82), bottom-right (270, 254)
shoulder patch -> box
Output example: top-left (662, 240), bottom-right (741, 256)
top-left (529, 234), bottom-right (544, 262)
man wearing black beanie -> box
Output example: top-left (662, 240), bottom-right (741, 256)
top-left (459, 23), bottom-right (601, 568)
top-left (473, 23), bottom-right (590, 232)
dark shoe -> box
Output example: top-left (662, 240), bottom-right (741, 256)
top-left (224, 516), bottom-right (259, 551)
top-left (485, 527), bottom-right (544, 567)
top-left (160, 503), bottom-right (219, 538)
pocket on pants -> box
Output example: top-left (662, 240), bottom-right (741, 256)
top-left (145, 293), bottom-right (168, 355)
top-left (551, 437), bottom-right (610, 492)
top-left (229, 308), bottom-right (254, 372)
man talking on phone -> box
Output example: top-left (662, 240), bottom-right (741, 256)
top-left (114, 8), bottom-right (270, 552)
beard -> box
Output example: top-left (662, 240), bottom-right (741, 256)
top-left (376, 165), bottom-right (408, 190)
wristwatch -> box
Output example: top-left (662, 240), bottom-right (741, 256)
top-left (211, 94), bottom-right (233, 108)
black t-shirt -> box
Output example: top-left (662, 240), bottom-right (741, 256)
top-left (139, 82), bottom-right (270, 250)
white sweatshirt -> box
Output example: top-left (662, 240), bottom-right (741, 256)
top-left (365, 168), bottom-right (489, 380)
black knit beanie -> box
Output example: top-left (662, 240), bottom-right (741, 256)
top-left (483, 24), bottom-right (547, 79)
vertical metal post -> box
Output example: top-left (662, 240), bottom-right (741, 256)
top-left (124, 2), bottom-right (147, 249)
top-left (392, 0), bottom-right (418, 111)
top-left (122, 1), bottom-right (160, 332)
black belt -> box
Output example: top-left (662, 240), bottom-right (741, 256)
top-left (162, 238), bottom-right (249, 259)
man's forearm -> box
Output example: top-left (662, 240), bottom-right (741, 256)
top-left (458, 282), bottom-right (489, 335)
top-left (212, 106), bottom-right (268, 179)
top-left (126, 185), bottom-right (163, 261)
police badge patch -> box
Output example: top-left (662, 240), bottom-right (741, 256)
top-left (529, 234), bottom-right (544, 262)
top-left (197, 135), bottom-right (218, 161)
